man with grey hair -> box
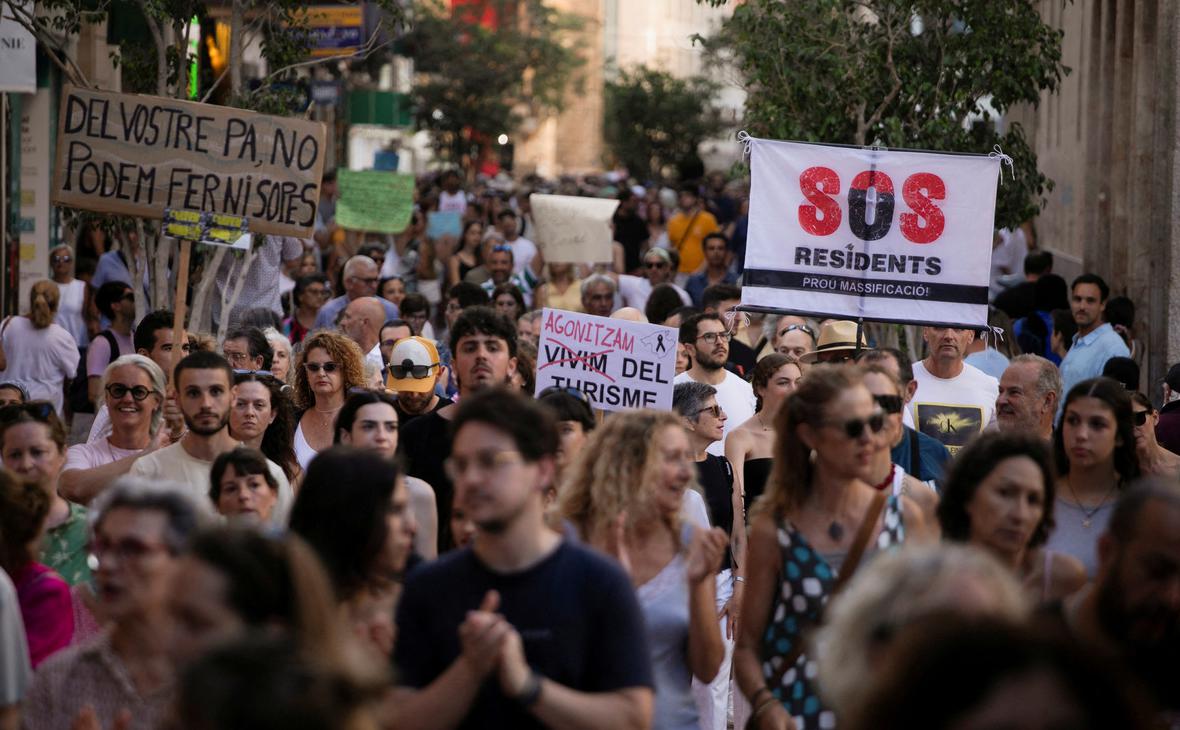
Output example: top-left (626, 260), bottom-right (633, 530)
top-left (24, 478), bottom-right (207, 730)
top-left (581, 274), bottom-right (617, 318)
top-left (1067, 478), bottom-right (1180, 717)
top-left (995, 354), bottom-right (1061, 442)
top-left (314, 254), bottom-right (399, 329)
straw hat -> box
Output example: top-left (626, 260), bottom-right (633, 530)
top-left (799, 320), bottom-right (868, 363)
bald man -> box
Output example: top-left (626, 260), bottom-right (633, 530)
top-left (610, 307), bottom-right (648, 323)
top-left (341, 296), bottom-right (388, 372)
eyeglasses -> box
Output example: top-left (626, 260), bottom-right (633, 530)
top-left (824, 411), bottom-right (887, 439)
top-left (89, 537), bottom-right (171, 566)
top-left (106, 383), bottom-right (153, 401)
top-left (304, 362), bottom-right (340, 374)
top-left (389, 361), bottom-right (436, 379)
top-left (52, 255), bottom-right (72, 264)
top-left (696, 404), bottom-right (724, 419)
top-left (1132, 410), bottom-right (1151, 427)
top-left (444, 450), bottom-right (523, 481)
top-left (873, 394), bottom-right (903, 415)
top-left (696, 331), bottom-right (733, 345)
top-left (645, 260), bottom-right (669, 269)
top-left (350, 276), bottom-right (380, 286)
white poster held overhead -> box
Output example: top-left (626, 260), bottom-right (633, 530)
top-left (741, 136), bottom-right (1002, 328)
top-left (531, 194), bottom-right (618, 264)
top-left (0, 1), bottom-right (36, 93)
top-left (535, 308), bottom-right (677, 412)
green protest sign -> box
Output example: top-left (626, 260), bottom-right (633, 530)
top-left (335, 170), bottom-right (415, 233)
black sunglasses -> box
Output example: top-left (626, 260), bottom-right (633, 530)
top-left (304, 362), bottom-right (339, 374)
top-left (105, 383), bottom-right (153, 401)
top-left (873, 394), bottom-right (903, 415)
top-left (52, 255), bottom-right (73, 264)
top-left (389, 361), bottom-right (435, 379)
top-left (537, 385), bottom-right (591, 405)
top-left (0, 401), bottom-right (55, 422)
top-left (827, 411), bottom-right (886, 439)
top-left (1132, 410), bottom-right (1151, 427)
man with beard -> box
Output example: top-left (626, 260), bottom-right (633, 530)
top-left (674, 313), bottom-right (755, 456)
top-left (399, 307), bottom-right (517, 552)
top-left (130, 351), bottom-right (291, 524)
top-left (388, 336), bottom-right (452, 428)
top-left (905, 326), bottom-right (999, 455)
top-left (392, 389), bottom-right (654, 729)
top-left (1065, 478), bottom-right (1180, 718)
top-left (995, 354), bottom-right (1061, 442)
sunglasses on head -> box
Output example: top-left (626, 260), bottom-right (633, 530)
top-left (1133, 410), bottom-right (1151, 427)
top-left (304, 362), bottom-right (339, 374)
top-left (106, 383), bottom-right (153, 401)
top-left (0, 401), bottom-right (55, 423)
top-left (538, 385), bottom-right (591, 405)
top-left (826, 411), bottom-right (886, 439)
top-left (780, 323), bottom-right (816, 340)
top-left (389, 361), bottom-right (435, 379)
top-left (873, 394), bottom-right (903, 415)
top-left (492, 244), bottom-right (513, 254)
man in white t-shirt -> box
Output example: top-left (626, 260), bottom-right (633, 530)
top-left (673, 313), bottom-right (755, 456)
top-left (340, 297), bottom-right (387, 373)
top-left (130, 351), bottom-right (291, 524)
top-left (496, 209), bottom-right (537, 276)
top-left (617, 247), bottom-right (692, 313)
top-left (906, 326), bottom-right (1000, 455)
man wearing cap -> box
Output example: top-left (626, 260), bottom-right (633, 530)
top-left (905, 327), bottom-right (999, 455)
top-left (617, 247), bottom-right (691, 312)
top-left (387, 336), bottom-right (452, 428)
top-left (339, 297), bottom-right (387, 373)
top-left (799, 320), bottom-right (867, 365)
top-left (1155, 363), bottom-right (1180, 455)
top-left (674, 313), bottom-right (755, 456)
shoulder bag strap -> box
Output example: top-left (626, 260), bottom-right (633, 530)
top-left (673, 209), bottom-right (702, 250)
top-left (909, 427), bottom-right (922, 479)
top-left (760, 490), bottom-right (889, 692)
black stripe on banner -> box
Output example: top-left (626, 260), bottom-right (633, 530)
top-left (744, 269), bottom-right (989, 305)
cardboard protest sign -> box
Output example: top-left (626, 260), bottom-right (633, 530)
top-left (535, 308), bottom-right (677, 412)
top-left (531, 194), bottom-right (618, 264)
top-left (335, 170), bottom-right (415, 234)
top-left (426, 211), bottom-right (462, 240)
top-left (741, 137), bottom-right (1001, 328)
top-left (53, 86), bottom-right (326, 238)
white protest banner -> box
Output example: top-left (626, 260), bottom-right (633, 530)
top-left (0, 1), bottom-right (35, 93)
top-left (531, 194), bottom-right (618, 264)
top-left (535, 308), bottom-right (677, 412)
top-left (742, 137), bottom-right (1001, 328)
top-left (53, 85), bottom-right (326, 238)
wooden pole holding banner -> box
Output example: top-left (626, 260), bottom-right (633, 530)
top-left (171, 238), bottom-right (192, 372)
top-left (855, 317), bottom-right (865, 358)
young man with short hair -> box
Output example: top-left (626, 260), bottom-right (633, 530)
top-left (393, 389), bottom-right (653, 729)
top-left (399, 307), bottom-right (518, 551)
top-left (129, 351), bottom-right (291, 523)
top-left (700, 283), bottom-right (754, 377)
top-left (685, 233), bottom-right (737, 308)
top-left (1058, 273), bottom-right (1130, 401)
top-left (87, 282), bottom-right (137, 406)
top-left (674, 313), bottom-right (755, 456)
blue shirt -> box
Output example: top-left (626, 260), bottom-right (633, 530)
top-left (892, 426), bottom-right (951, 486)
top-left (1059, 322), bottom-right (1130, 401)
top-left (964, 348), bottom-right (1010, 381)
top-left (684, 270), bottom-right (739, 308)
top-left (313, 295), bottom-right (399, 330)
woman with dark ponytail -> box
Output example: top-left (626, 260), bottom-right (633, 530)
top-left (0, 281), bottom-right (80, 414)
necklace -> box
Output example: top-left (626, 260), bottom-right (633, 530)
top-left (1064, 476), bottom-right (1117, 529)
top-left (870, 465), bottom-right (895, 492)
top-left (828, 521), bottom-right (845, 541)
top-left (756, 412), bottom-right (771, 431)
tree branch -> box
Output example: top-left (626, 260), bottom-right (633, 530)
top-left (3, 1), bottom-right (91, 86)
top-left (859, 8), bottom-right (903, 143)
top-left (255, 25), bottom-right (391, 89)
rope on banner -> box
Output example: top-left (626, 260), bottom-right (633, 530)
top-left (737, 130), bottom-right (753, 157)
top-left (989, 145), bottom-right (1015, 183)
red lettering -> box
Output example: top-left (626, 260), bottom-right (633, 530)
top-left (850, 170), bottom-right (895, 195)
top-left (797, 166), bottom-right (841, 236)
top-left (900, 172), bottom-right (946, 244)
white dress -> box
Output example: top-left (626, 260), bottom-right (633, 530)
top-left (294, 422), bottom-right (318, 472)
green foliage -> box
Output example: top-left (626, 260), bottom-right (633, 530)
top-left (699, 0), bottom-right (1069, 228)
top-left (405, 0), bottom-right (584, 165)
top-left (603, 66), bottom-right (725, 181)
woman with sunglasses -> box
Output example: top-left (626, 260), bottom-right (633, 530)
top-left (1046, 377), bottom-right (1140, 577)
top-left (860, 364), bottom-right (940, 526)
top-left (734, 365), bottom-right (932, 730)
top-left (938, 431), bottom-right (1086, 603)
top-left (0, 281), bottom-right (80, 415)
top-left (292, 332), bottom-right (367, 473)
top-left (49, 243), bottom-right (93, 351)
top-left (725, 354), bottom-right (802, 516)
top-left (230, 372), bottom-right (300, 486)
top-left (561, 409), bottom-right (728, 730)
top-left (0, 403), bottom-right (90, 586)
top-left (59, 356), bottom-right (167, 504)
top-left (1129, 392), bottom-right (1180, 478)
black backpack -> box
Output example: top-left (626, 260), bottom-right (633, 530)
top-left (68, 330), bottom-right (119, 415)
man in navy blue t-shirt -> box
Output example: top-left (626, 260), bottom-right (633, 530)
top-left (393, 389), bottom-right (654, 729)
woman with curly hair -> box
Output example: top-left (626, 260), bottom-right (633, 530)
top-left (560, 409), bottom-right (727, 730)
top-left (230, 372), bottom-right (300, 485)
top-left (938, 430), bottom-right (1086, 603)
top-left (292, 331), bottom-right (366, 472)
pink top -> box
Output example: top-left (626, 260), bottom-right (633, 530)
top-left (14, 562), bottom-right (74, 667)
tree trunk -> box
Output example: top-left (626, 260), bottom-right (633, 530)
top-left (230, 0), bottom-right (244, 97)
top-left (190, 246), bottom-right (229, 334)
top-left (217, 245), bottom-right (258, 340)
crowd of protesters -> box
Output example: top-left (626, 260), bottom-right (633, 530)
top-left (0, 167), bottom-right (1175, 730)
